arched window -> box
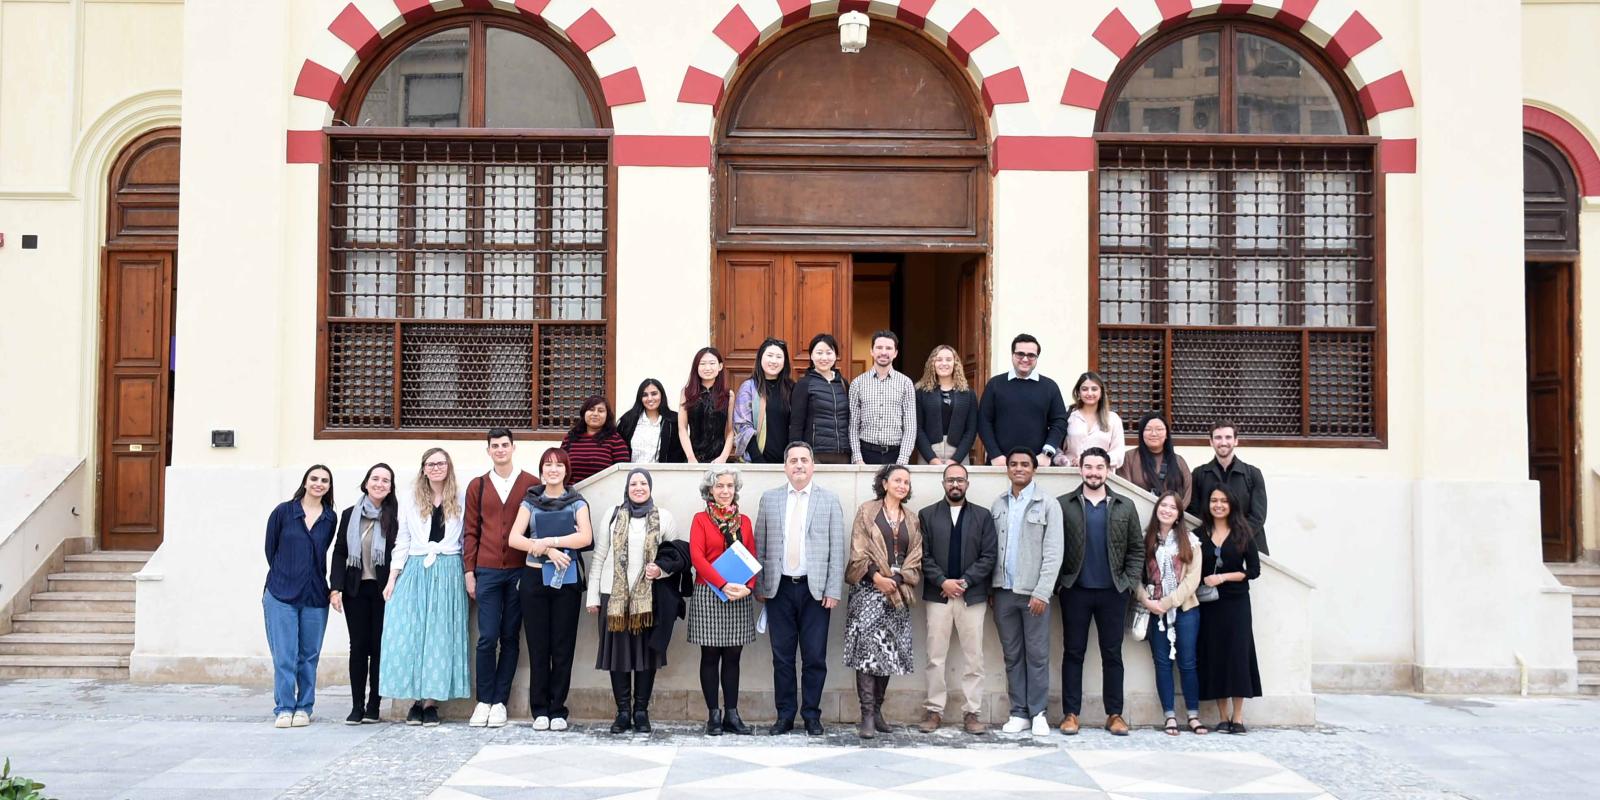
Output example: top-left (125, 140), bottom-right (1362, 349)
top-left (1092, 21), bottom-right (1381, 444)
top-left (319, 13), bottom-right (611, 436)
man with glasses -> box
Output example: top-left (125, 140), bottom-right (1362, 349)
top-left (977, 333), bottom-right (1070, 466)
top-left (916, 463), bottom-right (998, 735)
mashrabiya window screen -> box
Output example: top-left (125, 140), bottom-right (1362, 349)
top-left (326, 137), bottom-right (608, 431)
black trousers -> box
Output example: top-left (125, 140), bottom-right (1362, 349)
top-left (1060, 585), bottom-right (1128, 716)
top-left (858, 441), bottom-right (902, 465)
top-left (344, 580), bottom-right (385, 711)
top-left (520, 569), bottom-right (582, 719)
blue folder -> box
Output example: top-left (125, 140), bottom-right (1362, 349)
top-left (532, 509), bottom-right (578, 587)
top-left (708, 541), bottom-right (761, 601)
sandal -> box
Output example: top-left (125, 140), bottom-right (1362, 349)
top-left (1163, 716), bottom-right (1179, 736)
top-left (1229, 721), bottom-right (1248, 735)
top-left (1186, 717), bottom-right (1209, 735)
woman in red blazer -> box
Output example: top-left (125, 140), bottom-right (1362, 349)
top-left (687, 465), bottom-right (758, 736)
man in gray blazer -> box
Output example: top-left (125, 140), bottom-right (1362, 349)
top-left (917, 462), bottom-right (998, 735)
top-left (755, 440), bottom-right (847, 736)
top-left (991, 448), bottom-right (1065, 737)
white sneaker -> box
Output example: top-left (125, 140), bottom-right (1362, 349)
top-left (292, 711), bottom-right (311, 728)
top-left (549, 717), bottom-right (569, 731)
top-left (1001, 715), bottom-right (1029, 734)
top-left (488, 703), bottom-right (508, 728)
top-left (1030, 713), bottom-right (1050, 737)
top-left (274, 713), bottom-right (293, 729)
top-left (469, 702), bottom-right (491, 727)
top-left (532, 715), bottom-right (551, 730)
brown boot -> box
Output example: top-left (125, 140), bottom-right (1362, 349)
top-left (962, 712), bottom-right (988, 735)
top-left (1058, 713), bottom-right (1080, 735)
top-left (918, 711), bottom-right (942, 733)
top-left (1106, 714), bottom-right (1130, 736)
top-left (855, 672), bottom-right (877, 739)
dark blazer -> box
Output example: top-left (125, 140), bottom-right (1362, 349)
top-left (1057, 485), bottom-right (1145, 594)
top-left (328, 504), bottom-right (397, 597)
top-left (917, 499), bottom-right (998, 605)
top-left (914, 388), bottom-right (978, 463)
top-left (647, 539), bottom-right (694, 656)
top-left (1188, 457), bottom-right (1269, 555)
top-left (616, 407), bottom-right (687, 463)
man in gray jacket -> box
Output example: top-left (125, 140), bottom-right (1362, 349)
top-left (990, 448), bottom-right (1064, 737)
top-left (755, 441), bottom-right (847, 736)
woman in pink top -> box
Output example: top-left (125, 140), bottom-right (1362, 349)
top-left (1058, 371), bottom-right (1126, 468)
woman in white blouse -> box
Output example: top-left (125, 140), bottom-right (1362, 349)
top-left (616, 379), bottom-right (686, 463)
top-left (1058, 371), bottom-right (1126, 468)
top-left (379, 447), bottom-right (472, 727)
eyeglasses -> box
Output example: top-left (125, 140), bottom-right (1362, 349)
top-left (1012, 351), bottom-right (1039, 359)
top-left (423, 461), bottom-right (449, 469)
top-left (942, 478), bottom-right (968, 485)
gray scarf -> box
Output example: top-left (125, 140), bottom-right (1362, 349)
top-left (346, 495), bottom-right (387, 570)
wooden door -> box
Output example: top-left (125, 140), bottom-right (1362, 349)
top-left (1526, 262), bottom-right (1577, 562)
top-left (957, 256), bottom-right (989, 463)
top-left (99, 250), bottom-right (174, 550)
top-left (714, 251), bottom-right (851, 382)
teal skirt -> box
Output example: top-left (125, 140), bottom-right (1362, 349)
top-left (378, 553), bottom-right (471, 701)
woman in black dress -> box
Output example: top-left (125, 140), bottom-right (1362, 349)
top-left (678, 347), bottom-right (734, 464)
top-left (1196, 485), bottom-right (1262, 734)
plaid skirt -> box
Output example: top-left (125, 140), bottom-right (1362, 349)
top-left (686, 582), bottom-right (755, 647)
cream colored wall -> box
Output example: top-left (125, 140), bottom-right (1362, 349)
top-left (0, 0), bottom-right (181, 550)
top-left (1524, 0), bottom-right (1600, 557)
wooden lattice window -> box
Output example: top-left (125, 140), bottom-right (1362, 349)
top-left (318, 12), bottom-right (613, 436)
top-left (1092, 21), bottom-right (1383, 445)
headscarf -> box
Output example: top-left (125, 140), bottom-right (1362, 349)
top-left (620, 468), bottom-right (655, 518)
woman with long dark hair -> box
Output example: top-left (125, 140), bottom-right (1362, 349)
top-left (1117, 412), bottom-right (1192, 507)
top-left (1134, 491), bottom-right (1206, 736)
top-left (678, 347), bottom-right (734, 463)
top-left (508, 447), bottom-right (595, 731)
top-left (562, 395), bottom-right (632, 483)
top-left (329, 463), bottom-right (398, 725)
top-left (1195, 485), bottom-right (1262, 734)
top-left (789, 333), bottom-right (852, 464)
top-left (263, 465), bottom-right (336, 728)
top-left (616, 378), bottom-right (686, 464)
top-left (733, 338), bottom-right (795, 464)
top-left (380, 448), bottom-right (472, 727)
top-left (843, 464), bottom-right (923, 739)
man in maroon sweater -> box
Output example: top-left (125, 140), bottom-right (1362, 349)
top-left (464, 428), bottom-right (538, 728)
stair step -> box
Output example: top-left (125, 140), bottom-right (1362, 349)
top-left (0, 654), bottom-right (128, 679)
top-left (64, 552), bottom-right (151, 574)
top-left (0, 632), bottom-right (133, 656)
top-left (1580, 657), bottom-right (1600, 675)
top-left (1551, 564), bottom-right (1600, 588)
top-left (10, 612), bottom-right (134, 634)
top-left (1569, 586), bottom-right (1600, 608)
top-left (28, 592), bottom-right (135, 613)
top-left (46, 572), bottom-right (135, 594)
top-left (1574, 608), bottom-right (1600, 629)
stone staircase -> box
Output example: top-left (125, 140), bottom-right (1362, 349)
top-left (0, 551), bottom-right (146, 679)
top-left (1551, 563), bottom-right (1600, 695)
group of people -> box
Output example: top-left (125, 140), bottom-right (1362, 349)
top-left (259, 331), bottom-right (1273, 739)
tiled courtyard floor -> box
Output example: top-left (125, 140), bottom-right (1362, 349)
top-left (0, 680), bottom-right (1593, 799)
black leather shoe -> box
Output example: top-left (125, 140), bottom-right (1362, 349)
top-left (633, 710), bottom-right (652, 733)
top-left (767, 718), bottom-right (795, 736)
top-left (722, 708), bottom-right (752, 735)
top-left (804, 718), bottom-right (825, 736)
top-left (706, 709), bottom-right (723, 736)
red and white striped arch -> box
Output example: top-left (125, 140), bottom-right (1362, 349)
top-left (1524, 103), bottom-right (1600, 199)
top-left (672, 0), bottom-right (1036, 171)
top-left (285, 0), bottom-right (645, 164)
top-left (1055, 0), bottom-right (1419, 173)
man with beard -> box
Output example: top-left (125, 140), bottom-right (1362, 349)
top-left (1056, 447), bottom-right (1144, 736)
top-left (915, 463), bottom-right (998, 735)
top-left (1187, 421), bottom-right (1270, 555)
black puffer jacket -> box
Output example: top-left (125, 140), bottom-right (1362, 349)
top-left (789, 369), bottom-right (851, 456)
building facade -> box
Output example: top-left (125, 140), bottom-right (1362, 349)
top-left (0, 0), bottom-right (1590, 706)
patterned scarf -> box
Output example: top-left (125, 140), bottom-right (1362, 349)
top-left (707, 501), bottom-right (741, 548)
top-left (606, 506), bottom-right (661, 634)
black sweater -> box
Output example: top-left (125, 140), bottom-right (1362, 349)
top-left (976, 373), bottom-right (1069, 459)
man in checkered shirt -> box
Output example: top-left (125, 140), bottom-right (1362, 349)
top-left (849, 330), bottom-right (918, 465)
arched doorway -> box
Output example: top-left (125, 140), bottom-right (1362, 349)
top-left (711, 18), bottom-right (990, 395)
top-left (1524, 132), bottom-right (1580, 562)
top-left (98, 127), bottom-right (180, 550)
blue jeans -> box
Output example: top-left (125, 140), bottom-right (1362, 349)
top-left (474, 567), bottom-right (523, 704)
top-left (263, 591), bottom-right (329, 716)
top-left (1148, 606), bottom-right (1200, 716)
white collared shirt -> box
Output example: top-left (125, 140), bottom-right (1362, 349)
top-left (630, 414), bottom-right (663, 463)
top-left (488, 466), bottom-right (518, 504)
top-left (783, 483), bottom-right (812, 576)
top-left (1007, 368), bottom-right (1042, 381)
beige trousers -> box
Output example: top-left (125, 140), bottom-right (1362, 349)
top-left (923, 597), bottom-right (988, 715)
